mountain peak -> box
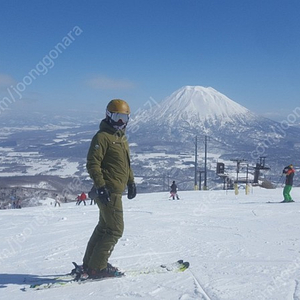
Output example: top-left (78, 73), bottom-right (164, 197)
top-left (132, 85), bottom-right (298, 157)
top-left (160, 85), bottom-right (251, 121)
top-left (138, 85), bottom-right (253, 127)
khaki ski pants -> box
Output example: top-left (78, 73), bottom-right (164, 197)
top-left (83, 193), bottom-right (124, 270)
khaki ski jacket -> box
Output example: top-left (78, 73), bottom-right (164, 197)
top-left (86, 119), bottom-right (134, 194)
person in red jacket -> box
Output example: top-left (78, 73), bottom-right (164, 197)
top-left (76, 192), bottom-right (87, 205)
top-left (282, 164), bottom-right (295, 202)
top-left (80, 192), bottom-right (87, 205)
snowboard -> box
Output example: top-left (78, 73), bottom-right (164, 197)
top-left (23, 259), bottom-right (190, 291)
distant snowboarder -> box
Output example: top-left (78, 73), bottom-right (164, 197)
top-left (170, 181), bottom-right (180, 200)
top-left (282, 164), bottom-right (295, 202)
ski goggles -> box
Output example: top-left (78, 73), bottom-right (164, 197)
top-left (107, 110), bottom-right (130, 124)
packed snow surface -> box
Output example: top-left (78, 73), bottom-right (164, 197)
top-left (1, 188), bottom-right (300, 300)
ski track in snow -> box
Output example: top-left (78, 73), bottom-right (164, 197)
top-left (293, 280), bottom-right (300, 300)
top-left (1, 187), bottom-right (300, 300)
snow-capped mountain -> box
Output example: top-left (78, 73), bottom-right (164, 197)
top-left (132, 86), bottom-right (299, 152)
top-left (140, 86), bottom-right (255, 125)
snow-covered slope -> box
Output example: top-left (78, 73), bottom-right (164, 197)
top-left (1, 188), bottom-right (300, 300)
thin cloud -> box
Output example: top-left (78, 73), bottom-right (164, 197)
top-left (86, 75), bottom-right (135, 90)
top-left (0, 74), bottom-right (15, 88)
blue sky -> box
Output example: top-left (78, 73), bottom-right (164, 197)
top-left (0, 0), bottom-right (300, 120)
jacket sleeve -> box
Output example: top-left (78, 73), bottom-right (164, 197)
top-left (127, 167), bottom-right (134, 185)
top-left (86, 132), bottom-right (108, 188)
top-left (125, 141), bottom-right (135, 185)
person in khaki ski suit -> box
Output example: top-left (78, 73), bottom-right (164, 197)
top-left (82, 99), bottom-right (136, 279)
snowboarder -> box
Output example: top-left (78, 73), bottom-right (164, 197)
top-left (170, 181), bottom-right (180, 200)
top-left (79, 99), bottom-right (136, 280)
top-left (282, 164), bottom-right (295, 202)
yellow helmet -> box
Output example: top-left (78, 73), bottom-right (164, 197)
top-left (106, 99), bottom-right (130, 114)
top-left (106, 99), bottom-right (130, 130)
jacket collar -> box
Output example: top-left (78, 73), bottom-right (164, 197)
top-left (99, 119), bottom-right (125, 137)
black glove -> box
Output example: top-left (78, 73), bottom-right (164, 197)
top-left (127, 183), bottom-right (136, 199)
top-left (88, 185), bottom-right (97, 199)
top-left (96, 186), bottom-right (111, 206)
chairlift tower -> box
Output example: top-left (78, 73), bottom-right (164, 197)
top-left (253, 156), bottom-right (270, 184)
top-left (194, 136), bottom-right (198, 190)
top-left (230, 159), bottom-right (247, 183)
top-left (203, 135), bottom-right (208, 190)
